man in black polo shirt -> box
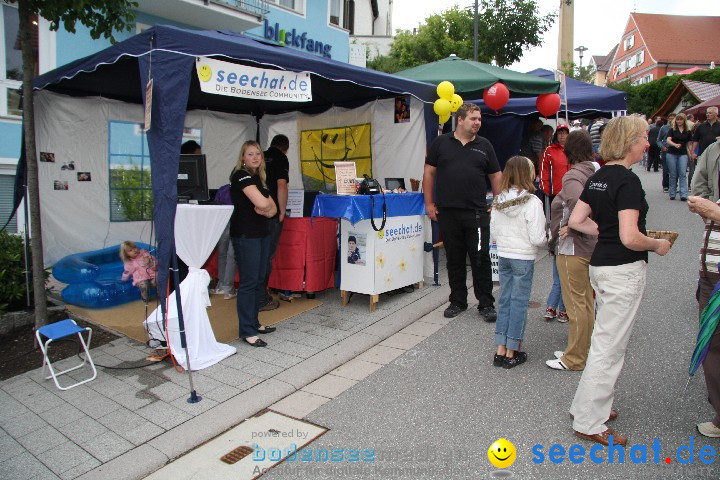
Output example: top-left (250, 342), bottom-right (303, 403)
top-left (691, 107), bottom-right (720, 160)
top-left (260, 134), bottom-right (290, 310)
top-left (424, 103), bottom-right (502, 320)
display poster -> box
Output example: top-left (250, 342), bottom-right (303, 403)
top-left (334, 161), bottom-right (357, 195)
top-left (144, 78), bottom-right (152, 131)
top-left (286, 189), bottom-right (304, 218)
top-left (300, 123), bottom-right (372, 192)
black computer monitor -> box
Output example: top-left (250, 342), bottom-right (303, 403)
top-left (177, 154), bottom-right (209, 202)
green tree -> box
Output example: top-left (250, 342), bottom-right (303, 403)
top-left (607, 68), bottom-right (720, 116)
top-left (368, 0), bottom-right (555, 72)
top-left (560, 60), bottom-right (596, 84)
top-left (9, 0), bottom-right (137, 330)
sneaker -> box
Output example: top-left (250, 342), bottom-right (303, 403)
top-left (503, 351), bottom-right (527, 369)
top-left (209, 288), bottom-right (222, 295)
top-left (478, 305), bottom-right (497, 322)
top-left (557, 311), bottom-right (569, 323)
top-left (554, 350), bottom-right (565, 360)
top-left (259, 299), bottom-right (280, 311)
top-left (545, 358), bottom-right (569, 370)
top-left (544, 307), bottom-right (557, 320)
top-left (697, 422), bottom-right (720, 438)
top-left (443, 303), bottom-right (467, 318)
top-left (224, 292), bottom-right (237, 300)
top-left (663, 187), bottom-right (669, 193)
top-left (493, 354), bottom-right (505, 367)
top-left (277, 292), bottom-right (293, 302)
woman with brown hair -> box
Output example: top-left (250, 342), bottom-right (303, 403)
top-left (546, 130), bottom-right (598, 371)
top-left (665, 112), bottom-right (692, 201)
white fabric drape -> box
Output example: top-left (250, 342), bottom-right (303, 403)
top-left (144, 205), bottom-right (236, 370)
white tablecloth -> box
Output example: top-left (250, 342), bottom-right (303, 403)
top-left (144, 204), bottom-right (236, 370)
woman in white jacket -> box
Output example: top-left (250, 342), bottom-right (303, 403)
top-left (490, 156), bottom-right (548, 368)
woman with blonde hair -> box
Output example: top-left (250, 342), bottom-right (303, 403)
top-left (665, 112), bottom-right (692, 201)
top-left (230, 141), bottom-right (277, 347)
top-left (567, 115), bottom-right (672, 447)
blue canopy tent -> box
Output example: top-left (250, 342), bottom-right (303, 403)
top-left (33, 24), bottom-right (437, 310)
top-left (473, 68), bottom-right (627, 166)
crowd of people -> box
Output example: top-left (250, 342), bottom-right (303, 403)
top-left (425, 103), bottom-right (720, 448)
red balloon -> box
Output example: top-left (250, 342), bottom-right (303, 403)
top-left (536, 93), bottom-right (561, 117)
top-left (483, 82), bottom-right (510, 111)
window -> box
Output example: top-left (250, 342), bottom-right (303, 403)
top-left (636, 50), bottom-right (644, 66)
top-left (624, 34), bottom-right (634, 51)
top-left (108, 122), bottom-right (201, 221)
top-left (267, 0), bottom-right (304, 13)
top-left (329, 0), bottom-right (344, 27)
top-left (643, 74), bottom-right (653, 84)
top-left (626, 57), bottom-right (634, 69)
top-left (1, 4), bottom-right (38, 117)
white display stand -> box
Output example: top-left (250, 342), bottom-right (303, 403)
top-left (144, 204), bottom-right (236, 370)
top-left (340, 215), bottom-right (425, 311)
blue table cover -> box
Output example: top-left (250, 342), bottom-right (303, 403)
top-left (312, 193), bottom-right (426, 225)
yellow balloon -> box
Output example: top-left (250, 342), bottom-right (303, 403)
top-left (439, 113), bottom-right (451, 124)
top-left (449, 94), bottom-right (463, 112)
top-left (433, 98), bottom-right (451, 117)
top-left (437, 81), bottom-right (455, 101)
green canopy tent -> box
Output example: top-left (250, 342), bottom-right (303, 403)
top-left (396, 54), bottom-right (559, 98)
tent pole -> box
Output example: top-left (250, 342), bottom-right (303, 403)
top-left (171, 252), bottom-right (202, 403)
top-left (23, 186), bottom-right (30, 307)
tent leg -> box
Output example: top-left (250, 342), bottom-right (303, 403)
top-left (432, 220), bottom-right (440, 286)
top-left (171, 253), bottom-right (202, 404)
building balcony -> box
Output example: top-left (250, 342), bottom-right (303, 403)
top-left (135, 0), bottom-right (269, 33)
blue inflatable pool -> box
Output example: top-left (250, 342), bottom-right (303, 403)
top-left (53, 243), bottom-right (157, 308)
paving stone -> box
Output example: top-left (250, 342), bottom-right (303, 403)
top-left (0, 451), bottom-right (59, 480)
top-left (119, 421), bottom-right (165, 446)
top-left (136, 402), bottom-right (192, 430)
top-left (202, 384), bottom-right (242, 403)
top-left (58, 416), bottom-right (109, 447)
top-left (58, 457), bottom-right (101, 480)
top-left (355, 345), bottom-right (406, 365)
top-left (38, 441), bottom-right (97, 476)
top-left (301, 374), bottom-right (358, 398)
top-left (399, 320), bottom-right (444, 337)
top-left (201, 364), bottom-right (254, 386)
top-left (219, 353), bottom-right (256, 370)
top-left (16, 424), bottom-right (68, 456)
top-left (270, 390), bottom-right (331, 419)
top-left (112, 391), bottom-right (158, 410)
top-left (96, 407), bottom-right (147, 434)
top-left (306, 326), bottom-right (353, 341)
top-left (86, 376), bottom-right (131, 397)
top-left (37, 404), bottom-right (85, 429)
top-left (5, 381), bottom-right (65, 415)
top-left (80, 431), bottom-right (134, 463)
top-left (0, 428), bottom-right (25, 463)
top-left (2, 410), bottom-right (49, 437)
top-left (0, 391), bottom-right (30, 424)
top-left (147, 381), bottom-right (189, 403)
top-left (168, 395), bottom-right (219, 416)
top-left (120, 371), bottom-right (169, 390)
top-left (379, 332), bottom-right (426, 350)
top-left (269, 340), bottom-right (322, 359)
top-left (240, 360), bottom-right (284, 379)
top-left (330, 358), bottom-right (384, 381)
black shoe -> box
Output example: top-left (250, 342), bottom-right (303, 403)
top-left (493, 354), bottom-right (505, 367)
top-left (478, 305), bottom-right (497, 322)
top-left (503, 351), bottom-right (527, 369)
top-left (257, 326), bottom-right (276, 334)
top-left (243, 337), bottom-right (267, 347)
top-left (681, 197), bottom-right (687, 202)
top-left (444, 304), bottom-right (467, 318)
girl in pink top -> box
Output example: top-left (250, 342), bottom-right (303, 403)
top-left (120, 241), bottom-right (158, 304)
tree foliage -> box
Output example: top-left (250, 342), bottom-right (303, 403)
top-left (560, 60), bottom-right (596, 84)
top-left (368, 0), bottom-right (555, 73)
top-left (607, 69), bottom-right (720, 116)
top-left (9, 0), bottom-right (137, 329)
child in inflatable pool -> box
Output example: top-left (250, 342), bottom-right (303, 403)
top-left (120, 241), bottom-right (158, 304)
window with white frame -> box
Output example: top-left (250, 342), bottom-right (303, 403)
top-left (643, 74), bottom-right (653, 84)
top-left (635, 50), bottom-right (644, 66)
top-left (626, 57), bottom-right (634, 69)
top-left (624, 34), bottom-right (634, 51)
top-left (329, 0), bottom-right (345, 27)
top-left (267, 0), bottom-right (304, 14)
top-left (1, 4), bottom-right (38, 117)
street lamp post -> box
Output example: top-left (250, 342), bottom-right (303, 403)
top-left (574, 45), bottom-right (588, 79)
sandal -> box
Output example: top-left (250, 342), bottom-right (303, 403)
top-left (493, 354), bottom-right (505, 367)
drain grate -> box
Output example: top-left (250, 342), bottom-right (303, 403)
top-left (220, 445), bottom-right (253, 465)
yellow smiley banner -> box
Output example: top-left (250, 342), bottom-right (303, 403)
top-left (194, 56), bottom-right (312, 102)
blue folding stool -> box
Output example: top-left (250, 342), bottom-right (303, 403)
top-left (35, 319), bottom-right (97, 390)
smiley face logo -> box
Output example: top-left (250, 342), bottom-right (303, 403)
top-left (377, 230), bottom-right (384, 239)
top-left (487, 438), bottom-right (516, 469)
top-left (197, 64), bottom-right (212, 82)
